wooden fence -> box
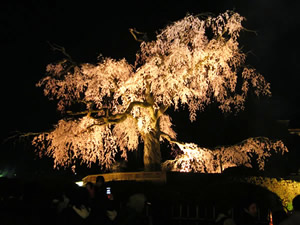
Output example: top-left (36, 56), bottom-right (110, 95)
top-left (146, 203), bottom-right (268, 225)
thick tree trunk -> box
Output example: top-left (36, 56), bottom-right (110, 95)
top-left (143, 130), bottom-right (161, 171)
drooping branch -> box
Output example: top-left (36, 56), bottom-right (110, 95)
top-left (162, 141), bottom-right (216, 173)
top-left (213, 137), bottom-right (288, 171)
top-left (162, 137), bottom-right (288, 173)
top-left (160, 131), bottom-right (182, 145)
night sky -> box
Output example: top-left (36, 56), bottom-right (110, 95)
top-left (1, 0), bottom-right (300, 175)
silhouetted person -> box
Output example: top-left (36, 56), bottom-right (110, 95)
top-left (88, 176), bottom-right (117, 225)
top-left (115, 193), bottom-right (148, 225)
top-left (215, 204), bottom-right (236, 225)
top-left (94, 176), bottom-right (108, 209)
top-left (57, 186), bottom-right (91, 225)
top-left (272, 209), bottom-right (287, 225)
top-left (95, 176), bottom-right (105, 190)
top-left (236, 197), bottom-right (258, 225)
top-left (85, 182), bottom-right (95, 204)
top-left (279, 195), bottom-right (300, 225)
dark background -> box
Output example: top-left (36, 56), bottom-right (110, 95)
top-left (1, 0), bottom-right (300, 178)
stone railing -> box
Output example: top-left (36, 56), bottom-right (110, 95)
top-left (82, 171), bottom-right (167, 184)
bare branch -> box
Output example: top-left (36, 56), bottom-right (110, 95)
top-left (129, 28), bottom-right (148, 42)
top-left (47, 42), bottom-right (75, 64)
top-left (2, 131), bottom-right (46, 144)
top-left (243, 27), bottom-right (258, 36)
top-left (157, 105), bottom-right (169, 118)
top-left (66, 109), bottom-right (104, 116)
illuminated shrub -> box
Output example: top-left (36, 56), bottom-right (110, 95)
top-left (245, 176), bottom-right (300, 211)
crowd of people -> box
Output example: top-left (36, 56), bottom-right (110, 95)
top-left (215, 195), bottom-right (300, 225)
top-left (0, 176), bottom-right (151, 225)
top-left (54, 175), bottom-right (300, 225)
top-left (52, 176), bottom-right (150, 225)
top-left (1, 175), bottom-right (299, 225)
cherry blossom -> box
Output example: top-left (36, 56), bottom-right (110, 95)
top-left (33, 11), bottom-right (281, 171)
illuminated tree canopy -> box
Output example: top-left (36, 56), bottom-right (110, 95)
top-left (33, 11), bottom-right (284, 172)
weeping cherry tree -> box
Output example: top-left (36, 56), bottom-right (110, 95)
top-left (33, 11), bottom-right (287, 172)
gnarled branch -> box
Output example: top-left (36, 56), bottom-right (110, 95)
top-left (79, 101), bottom-right (152, 130)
